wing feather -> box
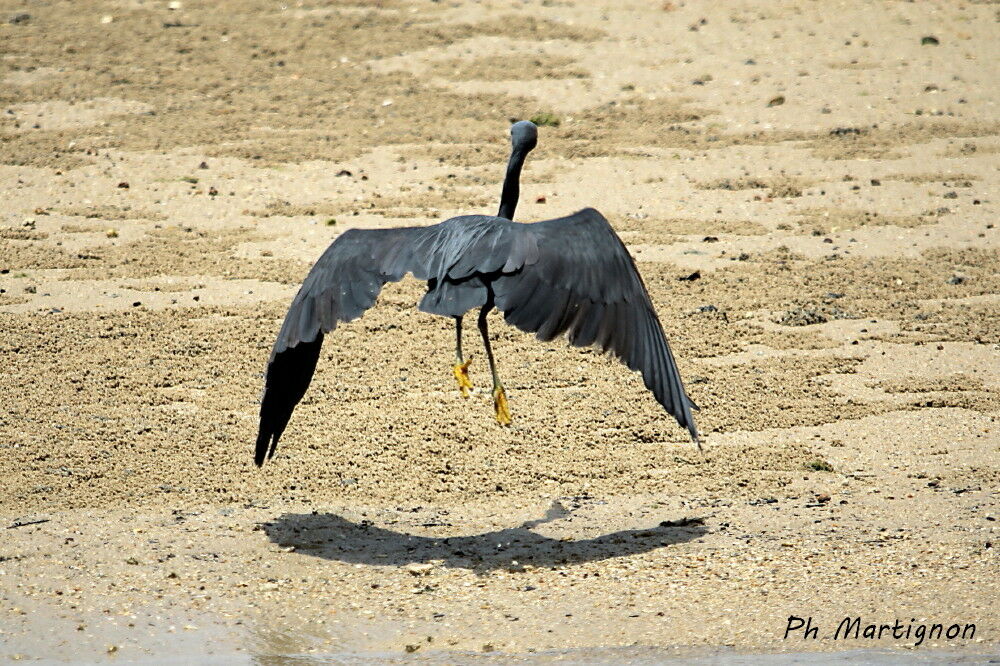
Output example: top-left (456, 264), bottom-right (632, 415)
top-left (256, 208), bottom-right (699, 466)
top-left (492, 208), bottom-right (699, 443)
top-left (256, 226), bottom-right (434, 466)
top-left (569, 300), bottom-right (601, 348)
top-left (257, 215), bottom-right (543, 465)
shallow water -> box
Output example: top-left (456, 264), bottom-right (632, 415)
top-left (22, 646), bottom-right (1000, 665)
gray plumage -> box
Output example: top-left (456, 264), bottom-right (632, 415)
top-left (255, 207), bottom-right (700, 466)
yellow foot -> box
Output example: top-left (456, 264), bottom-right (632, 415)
top-left (452, 359), bottom-right (473, 397)
top-left (492, 385), bottom-right (512, 425)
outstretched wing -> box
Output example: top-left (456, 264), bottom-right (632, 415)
top-left (255, 216), bottom-right (539, 466)
top-left (256, 226), bottom-right (430, 466)
top-left (256, 209), bottom-right (698, 466)
top-left (492, 208), bottom-right (700, 444)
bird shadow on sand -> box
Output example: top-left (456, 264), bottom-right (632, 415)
top-left (261, 501), bottom-right (708, 573)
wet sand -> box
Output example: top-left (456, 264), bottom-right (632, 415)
top-left (1, 0), bottom-right (998, 662)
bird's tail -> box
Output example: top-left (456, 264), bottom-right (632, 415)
top-left (255, 334), bottom-right (324, 467)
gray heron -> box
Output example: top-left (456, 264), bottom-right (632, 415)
top-left (255, 123), bottom-right (700, 467)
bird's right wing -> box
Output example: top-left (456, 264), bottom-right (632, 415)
top-left (255, 226), bottom-right (435, 466)
top-left (491, 208), bottom-right (700, 444)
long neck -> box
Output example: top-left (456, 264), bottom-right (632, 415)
top-left (497, 148), bottom-right (527, 220)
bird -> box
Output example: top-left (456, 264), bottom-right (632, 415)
top-left (450, 119), bottom-right (538, 409)
top-left (254, 123), bottom-right (700, 467)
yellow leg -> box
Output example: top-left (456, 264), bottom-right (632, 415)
top-left (477, 303), bottom-right (512, 426)
top-left (452, 358), bottom-right (473, 397)
top-left (492, 385), bottom-right (512, 425)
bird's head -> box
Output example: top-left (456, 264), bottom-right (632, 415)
top-left (510, 120), bottom-right (538, 155)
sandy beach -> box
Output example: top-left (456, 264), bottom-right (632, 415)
top-left (1, 0), bottom-right (997, 662)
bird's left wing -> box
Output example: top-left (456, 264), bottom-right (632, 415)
top-left (491, 208), bottom-right (700, 444)
top-left (255, 226), bottom-right (438, 466)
